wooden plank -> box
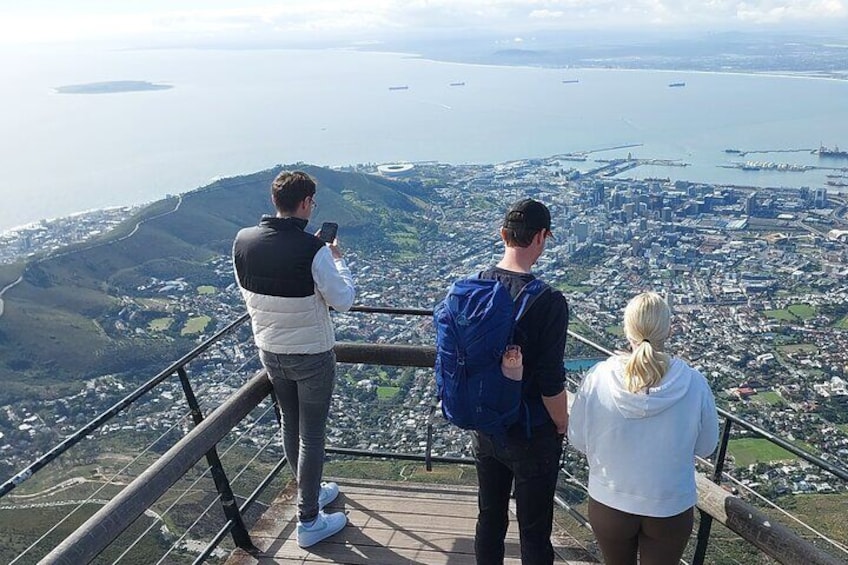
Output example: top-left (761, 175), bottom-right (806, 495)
top-left (245, 560), bottom-right (526, 565)
top-left (349, 507), bottom-right (480, 534)
top-left (258, 526), bottom-right (476, 552)
top-left (227, 479), bottom-right (598, 565)
top-left (329, 488), bottom-right (478, 505)
top-left (332, 483), bottom-right (479, 503)
top-left (249, 522), bottom-right (516, 552)
top-left (259, 537), bottom-right (567, 565)
top-left (247, 517), bottom-right (577, 560)
top-left (270, 537), bottom-right (476, 563)
top-left (325, 496), bottom-right (478, 515)
top-left (325, 478), bottom-right (477, 497)
top-left (242, 555), bottom-right (527, 565)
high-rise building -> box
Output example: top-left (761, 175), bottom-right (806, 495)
top-left (610, 190), bottom-right (624, 210)
top-left (745, 192), bottom-right (758, 215)
top-left (814, 188), bottom-right (828, 207)
top-left (631, 236), bottom-right (643, 256)
top-left (592, 182), bottom-right (605, 206)
top-left (575, 221), bottom-right (589, 243)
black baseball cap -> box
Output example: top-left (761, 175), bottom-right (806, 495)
top-left (503, 198), bottom-right (552, 234)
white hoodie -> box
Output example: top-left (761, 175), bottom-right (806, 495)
top-left (568, 356), bottom-right (719, 517)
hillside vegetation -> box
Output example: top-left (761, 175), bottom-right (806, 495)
top-left (0, 165), bottom-right (430, 401)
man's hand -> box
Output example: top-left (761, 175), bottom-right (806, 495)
top-left (542, 391), bottom-right (568, 435)
top-left (315, 228), bottom-right (344, 259)
top-left (328, 239), bottom-right (343, 259)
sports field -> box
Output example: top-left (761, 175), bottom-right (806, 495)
top-left (729, 438), bottom-right (797, 467)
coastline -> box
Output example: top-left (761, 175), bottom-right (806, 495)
top-left (391, 52), bottom-right (848, 83)
top-left (3, 147), bottom-right (847, 237)
top-left (347, 45), bottom-right (848, 82)
top-left (3, 46), bottom-right (846, 233)
top-left (0, 206), bottom-right (138, 238)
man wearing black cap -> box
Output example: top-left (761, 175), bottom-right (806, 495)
top-left (473, 198), bottom-right (569, 565)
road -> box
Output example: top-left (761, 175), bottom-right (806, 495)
top-left (0, 275), bottom-right (23, 319)
top-left (0, 194), bottom-right (182, 321)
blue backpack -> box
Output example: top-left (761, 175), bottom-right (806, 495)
top-left (434, 275), bottom-right (549, 437)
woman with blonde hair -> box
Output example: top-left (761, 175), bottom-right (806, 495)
top-left (568, 292), bottom-right (719, 565)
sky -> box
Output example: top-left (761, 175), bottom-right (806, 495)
top-left (1, 0), bottom-right (846, 46)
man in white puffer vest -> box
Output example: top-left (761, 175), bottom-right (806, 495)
top-left (233, 170), bottom-right (355, 548)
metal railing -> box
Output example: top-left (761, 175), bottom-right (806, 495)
top-left (567, 328), bottom-right (848, 564)
top-left (0, 313), bottom-right (250, 500)
top-left (2, 307), bottom-right (846, 564)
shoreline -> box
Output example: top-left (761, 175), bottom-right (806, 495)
top-left (135, 45), bottom-right (848, 83)
top-left (349, 46), bottom-right (848, 83)
top-left (0, 206), bottom-right (138, 238)
top-left (3, 48), bottom-right (846, 233)
top-left (3, 149), bottom-right (847, 237)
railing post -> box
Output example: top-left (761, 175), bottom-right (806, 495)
top-left (177, 367), bottom-right (256, 552)
top-left (692, 416), bottom-right (733, 565)
top-left (425, 400), bottom-right (437, 472)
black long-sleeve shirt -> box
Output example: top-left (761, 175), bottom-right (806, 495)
top-left (480, 267), bottom-right (569, 427)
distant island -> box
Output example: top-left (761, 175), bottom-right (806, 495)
top-left (55, 80), bottom-right (173, 94)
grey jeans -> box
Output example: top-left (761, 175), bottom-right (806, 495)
top-left (260, 349), bottom-right (336, 523)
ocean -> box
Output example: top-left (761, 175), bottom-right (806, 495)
top-left (564, 358), bottom-right (605, 372)
top-left (1, 46), bottom-right (847, 232)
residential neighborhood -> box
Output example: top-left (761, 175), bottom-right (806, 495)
top-left (1, 154), bottom-right (847, 503)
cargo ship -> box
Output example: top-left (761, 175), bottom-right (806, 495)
top-left (668, 82), bottom-right (686, 87)
top-left (562, 79), bottom-right (579, 84)
top-left (449, 82), bottom-right (465, 87)
top-left (388, 85), bottom-right (409, 91)
top-left (818, 144), bottom-right (848, 158)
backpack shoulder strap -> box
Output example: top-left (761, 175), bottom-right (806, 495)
top-left (513, 279), bottom-right (551, 322)
top-left (473, 270), bottom-right (549, 321)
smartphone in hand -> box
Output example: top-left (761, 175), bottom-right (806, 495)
top-left (318, 222), bottom-right (338, 243)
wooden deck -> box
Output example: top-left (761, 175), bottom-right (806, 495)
top-left (227, 478), bottom-right (599, 564)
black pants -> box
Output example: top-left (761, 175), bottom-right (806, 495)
top-left (472, 422), bottom-right (563, 565)
top-left (588, 498), bottom-right (694, 565)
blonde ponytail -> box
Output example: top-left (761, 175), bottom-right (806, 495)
top-left (622, 293), bottom-right (671, 393)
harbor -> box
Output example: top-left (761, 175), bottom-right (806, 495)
top-left (711, 145), bottom-right (848, 179)
top-left (720, 161), bottom-right (814, 172)
top-left (550, 142), bottom-right (848, 187)
top-left (819, 144), bottom-right (848, 158)
top-left (723, 147), bottom-right (814, 157)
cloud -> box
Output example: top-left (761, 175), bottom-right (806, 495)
top-left (0, 0), bottom-right (845, 45)
top-left (529, 9), bottom-right (566, 19)
top-left (734, 0), bottom-right (848, 23)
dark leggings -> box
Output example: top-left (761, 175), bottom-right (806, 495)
top-left (588, 498), bottom-right (694, 565)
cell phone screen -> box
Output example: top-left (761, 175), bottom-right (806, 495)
top-left (319, 222), bottom-right (338, 243)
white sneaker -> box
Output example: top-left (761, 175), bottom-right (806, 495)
top-left (318, 481), bottom-right (340, 510)
top-left (297, 510), bottom-right (347, 548)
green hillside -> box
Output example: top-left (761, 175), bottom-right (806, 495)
top-left (0, 165), bottom-right (431, 401)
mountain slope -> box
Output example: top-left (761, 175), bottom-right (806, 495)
top-left (0, 165), bottom-right (431, 400)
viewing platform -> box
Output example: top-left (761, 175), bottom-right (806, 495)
top-left (2, 309), bottom-right (846, 565)
top-left (226, 478), bottom-right (597, 564)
